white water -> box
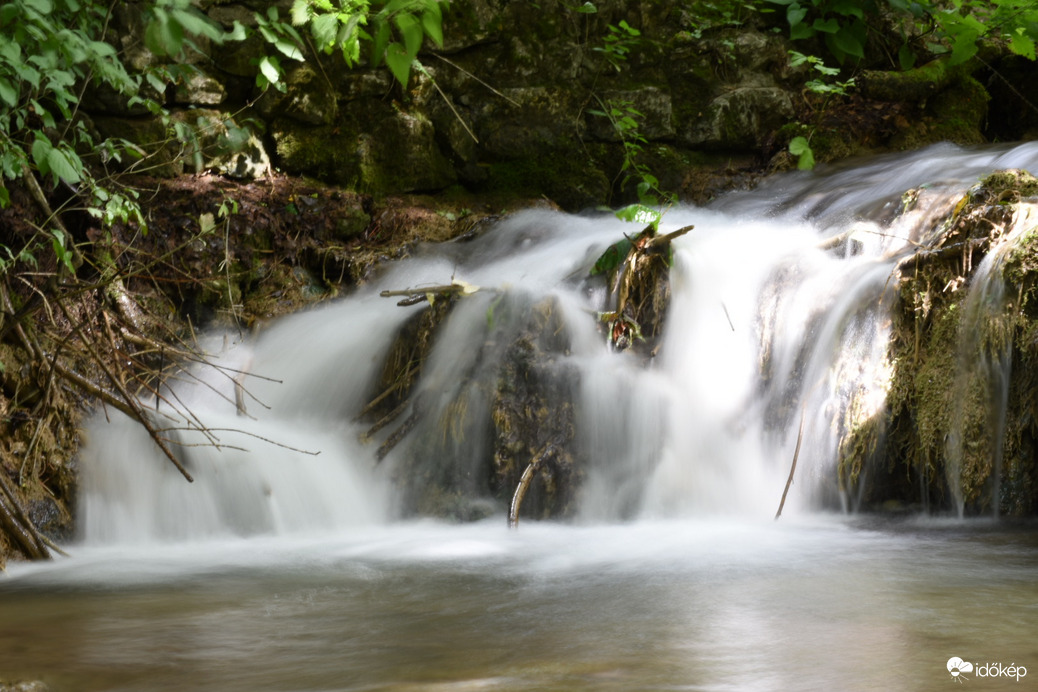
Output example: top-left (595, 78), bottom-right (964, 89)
top-left (73, 141), bottom-right (1038, 542)
top-left (6, 142), bottom-right (1038, 691)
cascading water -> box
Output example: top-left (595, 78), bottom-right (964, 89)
top-left (10, 143), bottom-right (1038, 692)
top-left (75, 141), bottom-right (1038, 544)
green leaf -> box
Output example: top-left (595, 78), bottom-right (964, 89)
top-left (1009, 28), bottom-right (1036, 60)
top-left (384, 41), bottom-right (412, 85)
top-left (831, 26), bottom-right (865, 59)
top-left (290, 0), bottom-right (310, 26)
top-left (948, 29), bottom-right (979, 66)
top-left (171, 8), bottom-right (221, 41)
top-left (830, 0), bottom-right (865, 20)
top-left (311, 13), bottom-right (339, 51)
top-left (46, 147), bottom-right (81, 185)
top-left (787, 3), bottom-right (808, 27)
top-left (145, 10), bottom-right (185, 56)
top-left (371, 18), bottom-right (391, 65)
top-left (274, 37), bottom-right (304, 61)
top-left (227, 20), bottom-right (247, 42)
top-left (0, 186), bottom-right (9, 209)
top-left (812, 18), bottom-right (840, 34)
top-left (590, 237), bottom-right (633, 276)
top-left (31, 135), bottom-right (53, 172)
top-left (421, 7), bottom-right (443, 47)
top-left (898, 42), bottom-right (916, 70)
top-left (396, 12), bottom-right (423, 57)
top-left (789, 136), bottom-right (815, 170)
top-left (88, 40), bottom-right (117, 58)
top-left (0, 77), bottom-right (17, 107)
top-left (614, 202), bottom-right (661, 226)
top-left (23, 0), bottom-right (54, 13)
top-left (50, 228), bottom-right (75, 274)
top-left (258, 55), bottom-right (281, 84)
top-left (790, 22), bottom-right (815, 40)
top-left (0, 41), bottom-right (20, 63)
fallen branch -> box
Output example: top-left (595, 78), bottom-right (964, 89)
top-left (509, 444), bottom-right (554, 529)
top-left (775, 404), bottom-right (807, 520)
top-left (380, 279), bottom-right (486, 306)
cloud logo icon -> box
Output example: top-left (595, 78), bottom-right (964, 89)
top-left (948, 657), bottom-right (974, 681)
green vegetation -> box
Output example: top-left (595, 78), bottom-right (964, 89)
top-left (786, 50), bottom-right (856, 169)
top-left (0, 0), bottom-right (448, 274)
top-left (767, 0), bottom-right (1038, 168)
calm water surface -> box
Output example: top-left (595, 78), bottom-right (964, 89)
top-left (2, 515), bottom-right (1036, 691)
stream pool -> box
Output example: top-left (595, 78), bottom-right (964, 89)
top-left (2, 515), bottom-right (1036, 691)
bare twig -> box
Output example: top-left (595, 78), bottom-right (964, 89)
top-left (775, 403), bottom-right (807, 520)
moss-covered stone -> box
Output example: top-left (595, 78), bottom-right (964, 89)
top-left (892, 76), bottom-right (990, 150)
top-left (841, 172), bottom-right (1038, 515)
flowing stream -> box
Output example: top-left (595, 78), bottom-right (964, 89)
top-left (4, 143), bottom-right (1038, 690)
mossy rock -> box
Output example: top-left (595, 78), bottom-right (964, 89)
top-left (273, 106), bottom-right (455, 196)
top-left (841, 173), bottom-right (1038, 515)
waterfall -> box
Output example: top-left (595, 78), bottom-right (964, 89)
top-left (77, 142), bottom-right (1038, 543)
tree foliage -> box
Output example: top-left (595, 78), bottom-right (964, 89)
top-left (0, 0), bottom-right (448, 272)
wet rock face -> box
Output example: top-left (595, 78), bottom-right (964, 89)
top-left (361, 291), bottom-right (582, 522)
top-left (840, 170), bottom-right (1038, 516)
top-left (488, 298), bottom-right (580, 519)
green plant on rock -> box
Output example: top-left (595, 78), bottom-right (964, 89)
top-left (594, 19), bottom-right (642, 71)
top-left (786, 50), bottom-right (856, 170)
top-left (584, 16), bottom-right (675, 211)
top-left (589, 98), bottom-right (675, 208)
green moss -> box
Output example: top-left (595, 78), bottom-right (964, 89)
top-left (840, 176), bottom-right (1038, 514)
top-left (893, 76), bottom-right (990, 150)
top-left (981, 169), bottom-right (1038, 201)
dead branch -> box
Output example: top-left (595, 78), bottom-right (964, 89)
top-left (356, 361), bottom-right (421, 421)
top-left (155, 427), bottom-right (320, 456)
top-left (20, 166), bottom-right (84, 269)
top-left (0, 466), bottom-right (50, 560)
top-left (37, 291), bottom-right (195, 481)
top-left (775, 403), bottom-right (807, 520)
top-left (894, 237), bottom-right (989, 273)
top-left (509, 444), bottom-right (554, 529)
top-left (380, 280), bottom-right (487, 306)
top-left (375, 394), bottom-right (425, 462)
